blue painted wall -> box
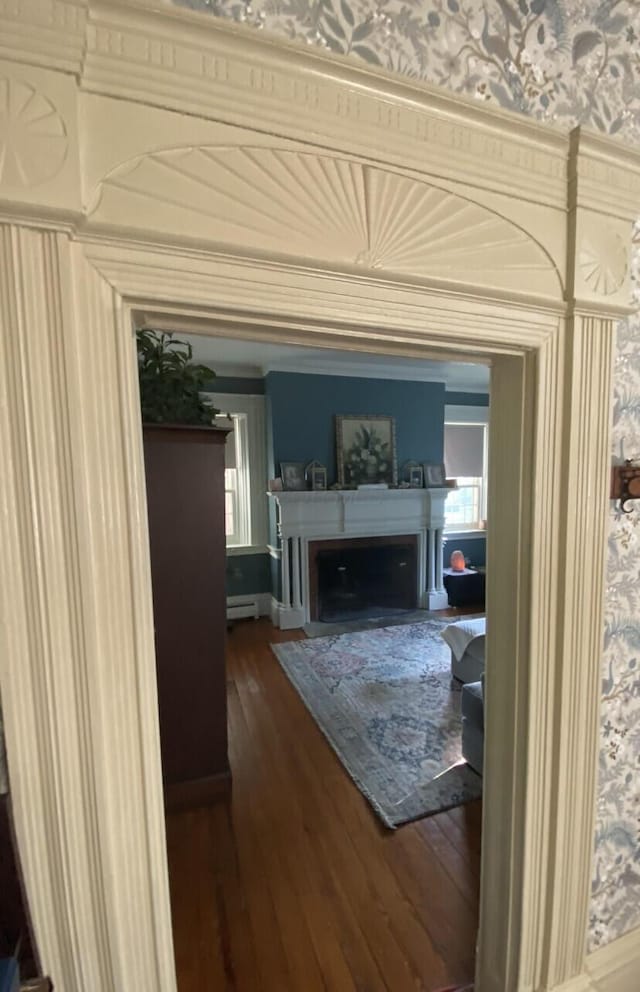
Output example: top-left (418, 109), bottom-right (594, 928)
top-left (226, 553), bottom-right (271, 596)
top-left (266, 371), bottom-right (445, 485)
top-left (445, 392), bottom-right (489, 407)
top-left (443, 536), bottom-right (486, 569)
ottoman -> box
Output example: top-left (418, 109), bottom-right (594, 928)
top-left (442, 567), bottom-right (486, 608)
top-left (461, 677), bottom-right (484, 775)
top-left (441, 617), bottom-right (486, 683)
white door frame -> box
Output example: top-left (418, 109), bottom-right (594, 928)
top-left (1, 3), bottom-right (639, 991)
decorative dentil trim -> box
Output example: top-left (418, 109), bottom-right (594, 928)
top-left (80, 0), bottom-right (570, 209)
top-left (0, 0), bottom-right (86, 72)
top-left (571, 130), bottom-right (640, 219)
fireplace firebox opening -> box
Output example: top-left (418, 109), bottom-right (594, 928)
top-left (308, 535), bottom-right (418, 623)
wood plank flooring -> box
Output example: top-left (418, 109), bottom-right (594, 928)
top-left (166, 618), bottom-right (481, 992)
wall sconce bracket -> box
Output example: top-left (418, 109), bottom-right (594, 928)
top-left (611, 460), bottom-right (640, 513)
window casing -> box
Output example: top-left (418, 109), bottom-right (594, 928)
top-left (223, 413), bottom-right (251, 546)
top-left (444, 407), bottom-right (489, 532)
top-left (205, 393), bottom-right (268, 552)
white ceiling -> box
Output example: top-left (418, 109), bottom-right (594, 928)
top-left (182, 333), bottom-right (490, 392)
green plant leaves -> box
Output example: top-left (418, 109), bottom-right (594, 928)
top-left (136, 329), bottom-right (220, 425)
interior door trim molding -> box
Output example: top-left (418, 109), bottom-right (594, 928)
top-left (1, 3), bottom-right (640, 991)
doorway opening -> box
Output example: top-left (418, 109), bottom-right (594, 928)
top-left (139, 320), bottom-right (491, 990)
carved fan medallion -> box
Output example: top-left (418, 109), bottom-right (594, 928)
top-left (0, 77), bottom-right (67, 187)
top-left (91, 146), bottom-right (560, 296)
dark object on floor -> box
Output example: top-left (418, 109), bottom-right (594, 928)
top-left (443, 567), bottom-right (486, 608)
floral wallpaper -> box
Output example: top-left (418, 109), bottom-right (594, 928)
top-left (177, 0), bottom-right (640, 950)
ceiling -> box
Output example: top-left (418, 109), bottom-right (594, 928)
top-left (181, 333), bottom-right (490, 392)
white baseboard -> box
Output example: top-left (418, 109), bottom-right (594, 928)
top-left (551, 928), bottom-right (640, 992)
top-left (426, 590), bottom-right (448, 610)
top-left (585, 927), bottom-right (640, 992)
top-left (553, 975), bottom-right (594, 992)
top-left (277, 604), bottom-right (306, 630)
top-left (270, 596), bottom-right (280, 627)
top-left (270, 598), bottom-right (306, 629)
top-left (226, 592), bottom-right (271, 620)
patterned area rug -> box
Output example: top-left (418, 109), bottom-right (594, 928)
top-left (272, 618), bottom-right (482, 828)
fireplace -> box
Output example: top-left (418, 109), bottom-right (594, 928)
top-left (269, 490), bottom-right (450, 629)
top-left (309, 535), bottom-right (418, 622)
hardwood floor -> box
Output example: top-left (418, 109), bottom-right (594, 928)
top-left (166, 618), bottom-right (481, 992)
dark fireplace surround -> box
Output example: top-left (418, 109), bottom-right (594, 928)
top-left (308, 535), bottom-right (418, 622)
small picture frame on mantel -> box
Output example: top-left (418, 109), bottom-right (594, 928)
top-left (280, 461), bottom-right (307, 491)
top-left (423, 462), bottom-right (447, 487)
top-left (305, 460), bottom-right (327, 491)
top-left (402, 460), bottom-right (424, 488)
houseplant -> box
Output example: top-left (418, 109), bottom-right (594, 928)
top-left (136, 328), bottom-right (220, 424)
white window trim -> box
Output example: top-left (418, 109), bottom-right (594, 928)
top-left (444, 404), bottom-right (489, 533)
top-left (207, 392), bottom-right (269, 551)
top-left (445, 529), bottom-right (486, 540)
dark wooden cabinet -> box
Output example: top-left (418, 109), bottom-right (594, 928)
top-left (142, 424), bottom-right (231, 810)
top-left (0, 795), bottom-right (39, 980)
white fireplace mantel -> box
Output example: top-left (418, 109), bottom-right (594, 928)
top-left (269, 488), bottom-right (451, 628)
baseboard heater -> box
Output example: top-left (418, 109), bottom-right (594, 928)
top-left (226, 598), bottom-right (259, 620)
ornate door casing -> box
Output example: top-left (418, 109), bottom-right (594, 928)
top-left (1, 3), bottom-right (639, 991)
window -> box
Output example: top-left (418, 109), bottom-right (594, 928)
top-left (206, 393), bottom-right (268, 552)
top-left (444, 408), bottom-right (488, 531)
top-left (223, 414), bottom-right (250, 546)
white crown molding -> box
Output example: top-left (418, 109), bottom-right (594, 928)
top-left (207, 357), bottom-right (490, 389)
top-left (261, 358), bottom-right (448, 384)
top-left (209, 363), bottom-right (263, 378)
top-left (260, 357), bottom-right (491, 390)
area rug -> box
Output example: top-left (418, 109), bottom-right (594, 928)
top-left (272, 618), bottom-right (482, 828)
top-left (303, 608), bottom-right (439, 639)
